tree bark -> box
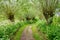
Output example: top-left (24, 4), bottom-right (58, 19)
top-left (43, 11), bottom-right (54, 24)
top-left (8, 14), bottom-right (14, 22)
top-left (26, 17), bottom-right (31, 20)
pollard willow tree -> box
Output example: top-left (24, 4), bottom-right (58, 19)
top-left (39, 0), bottom-right (59, 24)
top-left (19, 0), bottom-right (39, 20)
top-left (0, 0), bottom-right (20, 22)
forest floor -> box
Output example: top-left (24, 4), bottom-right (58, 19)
top-left (21, 25), bottom-right (35, 40)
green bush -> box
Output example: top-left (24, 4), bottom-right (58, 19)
top-left (0, 21), bottom-right (27, 40)
top-left (37, 19), bottom-right (60, 40)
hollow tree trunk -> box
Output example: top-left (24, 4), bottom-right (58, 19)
top-left (26, 17), bottom-right (31, 20)
top-left (8, 14), bottom-right (14, 22)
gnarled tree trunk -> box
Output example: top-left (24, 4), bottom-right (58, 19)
top-left (43, 11), bottom-right (54, 24)
top-left (8, 13), bottom-right (14, 22)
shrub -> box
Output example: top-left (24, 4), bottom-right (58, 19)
top-left (37, 19), bottom-right (60, 40)
top-left (0, 21), bottom-right (26, 40)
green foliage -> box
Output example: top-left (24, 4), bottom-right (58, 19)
top-left (0, 21), bottom-right (27, 40)
top-left (13, 24), bottom-right (28, 40)
top-left (39, 0), bottom-right (59, 24)
top-left (32, 26), bottom-right (41, 40)
top-left (53, 16), bottom-right (60, 24)
top-left (39, 0), bottom-right (59, 11)
top-left (37, 18), bottom-right (60, 40)
top-left (0, 0), bottom-right (60, 40)
top-left (26, 17), bottom-right (39, 24)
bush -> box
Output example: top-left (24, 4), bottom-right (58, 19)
top-left (0, 21), bottom-right (27, 40)
top-left (37, 19), bottom-right (60, 40)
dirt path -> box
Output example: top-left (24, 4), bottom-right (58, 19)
top-left (21, 25), bottom-right (35, 40)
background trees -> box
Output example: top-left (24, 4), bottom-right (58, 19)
top-left (0, 0), bottom-right (60, 24)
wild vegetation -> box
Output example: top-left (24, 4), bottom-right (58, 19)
top-left (0, 0), bottom-right (60, 40)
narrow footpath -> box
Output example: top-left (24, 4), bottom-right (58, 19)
top-left (21, 26), bottom-right (35, 40)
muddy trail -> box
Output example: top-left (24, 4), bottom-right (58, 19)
top-left (20, 25), bottom-right (35, 40)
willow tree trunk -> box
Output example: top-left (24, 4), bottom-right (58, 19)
top-left (8, 14), bottom-right (14, 22)
top-left (26, 17), bottom-right (31, 20)
top-left (43, 11), bottom-right (54, 24)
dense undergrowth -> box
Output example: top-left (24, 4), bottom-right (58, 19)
top-left (37, 16), bottom-right (60, 40)
top-left (0, 18), bottom-right (38, 40)
top-left (0, 20), bottom-right (28, 40)
top-left (0, 0), bottom-right (60, 40)
top-left (0, 16), bottom-right (60, 40)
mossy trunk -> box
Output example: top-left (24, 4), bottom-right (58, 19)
top-left (43, 11), bottom-right (54, 24)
